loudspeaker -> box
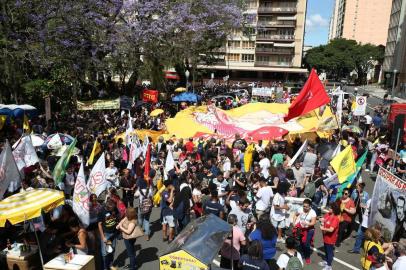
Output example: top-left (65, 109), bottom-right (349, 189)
top-left (391, 114), bottom-right (405, 147)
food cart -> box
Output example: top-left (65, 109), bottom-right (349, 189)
top-left (159, 214), bottom-right (231, 270)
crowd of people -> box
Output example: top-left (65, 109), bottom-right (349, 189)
top-left (0, 88), bottom-right (405, 270)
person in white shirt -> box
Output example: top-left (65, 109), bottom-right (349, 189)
top-left (393, 239), bottom-right (406, 270)
top-left (255, 177), bottom-right (274, 219)
top-left (258, 152), bottom-right (270, 179)
top-left (277, 237), bottom-right (304, 269)
top-left (293, 199), bottom-right (317, 264)
top-left (64, 167), bottom-right (77, 198)
top-left (105, 161), bottom-right (119, 187)
top-left (270, 183), bottom-right (290, 242)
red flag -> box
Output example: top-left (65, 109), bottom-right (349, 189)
top-left (284, 69), bottom-right (330, 122)
top-left (143, 144), bottom-right (151, 186)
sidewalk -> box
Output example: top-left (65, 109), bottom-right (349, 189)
top-left (359, 85), bottom-right (406, 103)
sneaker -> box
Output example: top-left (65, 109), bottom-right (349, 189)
top-left (365, 169), bottom-right (370, 172)
top-left (305, 258), bottom-right (311, 265)
top-left (322, 266), bottom-right (332, 270)
top-left (318, 261), bottom-right (327, 267)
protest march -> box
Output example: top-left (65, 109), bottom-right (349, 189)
top-left (0, 69), bottom-right (406, 270)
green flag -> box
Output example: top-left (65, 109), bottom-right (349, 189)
top-left (337, 151), bottom-right (368, 198)
top-left (53, 138), bottom-right (77, 185)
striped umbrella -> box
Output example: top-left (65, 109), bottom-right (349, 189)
top-left (0, 188), bottom-right (65, 227)
top-left (0, 188), bottom-right (65, 266)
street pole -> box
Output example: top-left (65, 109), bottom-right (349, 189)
top-left (391, 69), bottom-right (397, 99)
top-left (185, 70), bottom-right (190, 93)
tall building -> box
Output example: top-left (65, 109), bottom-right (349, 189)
top-left (383, 0), bottom-right (406, 98)
top-left (198, 0), bottom-right (308, 81)
top-left (328, 0), bottom-right (392, 46)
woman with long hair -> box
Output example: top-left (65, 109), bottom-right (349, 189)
top-left (66, 218), bottom-right (88, 255)
top-left (116, 207), bottom-right (138, 270)
top-left (249, 215), bottom-right (278, 267)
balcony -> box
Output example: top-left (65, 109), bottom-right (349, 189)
top-left (255, 61), bottom-right (293, 67)
top-left (258, 6), bottom-right (297, 14)
top-left (255, 47), bottom-right (294, 55)
top-left (257, 20), bottom-right (296, 28)
top-left (256, 34), bottom-right (295, 41)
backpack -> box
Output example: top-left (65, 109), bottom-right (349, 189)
top-left (303, 182), bottom-right (316, 199)
top-left (285, 252), bottom-right (303, 270)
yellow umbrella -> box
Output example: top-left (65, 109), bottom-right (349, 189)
top-left (0, 188), bottom-right (65, 227)
top-left (175, 87), bottom-right (187, 92)
top-left (150, 109), bottom-right (164, 117)
top-left (0, 188), bottom-right (65, 266)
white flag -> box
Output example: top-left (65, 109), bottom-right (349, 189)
top-left (288, 139), bottom-right (308, 167)
top-left (337, 91), bottom-right (343, 125)
top-left (332, 144), bottom-right (341, 157)
top-left (87, 153), bottom-right (107, 197)
top-left (125, 114), bottom-right (134, 146)
top-left (164, 150), bottom-right (175, 180)
top-left (47, 133), bottom-right (63, 149)
top-left (127, 140), bottom-right (142, 170)
top-left (0, 141), bottom-right (22, 199)
top-left (13, 136), bottom-right (40, 171)
top-left (73, 163), bottom-right (90, 227)
top-left (142, 135), bottom-right (149, 157)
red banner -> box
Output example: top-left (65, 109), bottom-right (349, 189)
top-left (142, 89), bottom-right (158, 103)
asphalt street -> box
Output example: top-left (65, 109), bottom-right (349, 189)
top-left (111, 91), bottom-right (386, 270)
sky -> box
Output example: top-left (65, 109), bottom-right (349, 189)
top-left (304, 0), bottom-right (334, 47)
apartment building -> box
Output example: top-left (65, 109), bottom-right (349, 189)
top-left (198, 0), bottom-right (308, 80)
top-left (383, 0), bottom-right (406, 98)
top-left (328, 0), bottom-right (392, 46)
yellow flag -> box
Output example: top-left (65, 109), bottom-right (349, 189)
top-left (0, 115), bottom-right (6, 130)
top-left (330, 145), bottom-right (356, 183)
top-left (87, 139), bottom-right (102, 165)
top-left (351, 100), bottom-right (356, 111)
top-left (244, 143), bottom-right (255, 172)
top-left (23, 115), bottom-right (31, 132)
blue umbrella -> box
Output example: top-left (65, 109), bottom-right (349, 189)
top-left (172, 92), bottom-right (201, 103)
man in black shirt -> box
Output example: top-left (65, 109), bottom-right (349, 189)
top-left (98, 200), bottom-right (119, 270)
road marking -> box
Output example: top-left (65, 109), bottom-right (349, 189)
top-left (312, 247), bottom-right (361, 270)
top-left (213, 259), bottom-right (220, 266)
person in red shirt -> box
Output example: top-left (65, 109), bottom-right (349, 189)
top-left (335, 188), bottom-right (356, 248)
top-left (185, 138), bottom-right (195, 153)
top-left (319, 202), bottom-right (341, 270)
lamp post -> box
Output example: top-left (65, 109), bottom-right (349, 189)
top-left (185, 70), bottom-right (190, 92)
top-left (366, 56), bottom-right (373, 87)
top-left (392, 69), bottom-right (398, 99)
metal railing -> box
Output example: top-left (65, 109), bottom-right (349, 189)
top-left (256, 34), bottom-right (295, 40)
top-left (257, 21), bottom-right (296, 27)
top-left (255, 61), bottom-right (293, 67)
top-left (258, 6), bottom-right (297, 13)
top-left (255, 47), bottom-right (293, 54)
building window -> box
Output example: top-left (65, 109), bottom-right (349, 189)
top-left (242, 54), bottom-right (255, 62)
top-left (246, 0), bottom-right (257, 9)
top-left (242, 41), bottom-right (255, 49)
top-left (227, 53), bottom-right (240, 62)
top-left (228, 41), bottom-right (240, 49)
top-left (257, 55), bottom-right (270, 62)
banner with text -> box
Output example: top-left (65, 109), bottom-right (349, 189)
top-left (369, 167), bottom-right (406, 241)
top-left (142, 89), bottom-right (159, 103)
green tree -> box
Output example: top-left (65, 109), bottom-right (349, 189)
top-left (304, 38), bottom-right (384, 84)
